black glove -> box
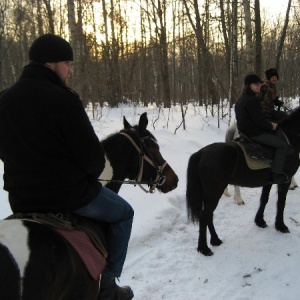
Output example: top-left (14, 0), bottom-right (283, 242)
top-left (274, 97), bottom-right (283, 107)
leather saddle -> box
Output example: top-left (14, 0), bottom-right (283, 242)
top-left (235, 133), bottom-right (273, 160)
top-left (233, 134), bottom-right (273, 170)
top-left (6, 212), bottom-right (108, 280)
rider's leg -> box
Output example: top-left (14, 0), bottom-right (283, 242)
top-left (251, 132), bottom-right (290, 181)
top-left (74, 186), bottom-right (134, 277)
top-left (73, 186), bottom-right (134, 300)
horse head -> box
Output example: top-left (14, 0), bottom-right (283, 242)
top-left (120, 112), bottom-right (178, 193)
top-left (101, 113), bottom-right (178, 194)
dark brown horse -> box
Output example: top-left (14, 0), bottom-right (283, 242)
top-left (186, 107), bottom-right (300, 256)
top-left (0, 113), bottom-right (178, 299)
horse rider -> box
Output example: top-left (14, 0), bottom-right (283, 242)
top-left (235, 73), bottom-right (290, 184)
top-left (0, 34), bottom-right (134, 300)
top-left (260, 68), bottom-right (287, 121)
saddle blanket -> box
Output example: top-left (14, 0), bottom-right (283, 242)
top-left (56, 228), bottom-right (106, 281)
top-left (236, 141), bottom-right (271, 170)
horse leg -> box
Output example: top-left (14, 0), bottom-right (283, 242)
top-left (254, 184), bottom-right (272, 228)
top-left (223, 185), bottom-right (245, 205)
top-left (198, 214), bottom-right (213, 256)
top-left (198, 197), bottom-right (221, 256)
top-left (275, 183), bottom-right (290, 233)
top-left (208, 214), bottom-right (223, 247)
top-left (223, 186), bottom-right (231, 197)
top-left (289, 176), bottom-right (298, 190)
top-left (233, 186), bottom-right (245, 205)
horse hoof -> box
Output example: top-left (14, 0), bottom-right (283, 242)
top-left (198, 247), bottom-right (214, 256)
top-left (211, 238), bottom-right (223, 246)
top-left (255, 218), bottom-right (268, 228)
top-left (257, 223), bottom-right (268, 228)
top-left (276, 224), bottom-right (290, 233)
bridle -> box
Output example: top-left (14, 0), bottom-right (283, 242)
top-left (99, 130), bottom-right (168, 193)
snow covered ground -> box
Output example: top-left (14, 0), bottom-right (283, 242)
top-left (1, 104), bottom-right (300, 299)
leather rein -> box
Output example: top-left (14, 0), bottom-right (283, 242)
top-left (99, 131), bottom-right (167, 193)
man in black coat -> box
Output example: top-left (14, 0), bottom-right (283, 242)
top-left (235, 73), bottom-right (290, 184)
top-left (0, 34), bottom-right (134, 300)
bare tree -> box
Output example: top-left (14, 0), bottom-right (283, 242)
top-left (242, 0), bottom-right (254, 71)
top-left (183, 0), bottom-right (219, 107)
top-left (275, 0), bottom-right (292, 70)
top-left (254, 0), bottom-right (262, 75)
top-left (229, 0), bottom-right (238, 119)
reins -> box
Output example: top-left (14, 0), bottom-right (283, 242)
top-left (99, 131), bottom-right (167, 193)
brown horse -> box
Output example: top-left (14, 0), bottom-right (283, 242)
top-left (0, 113), bottom-right (178, 299)
top-left (186, 107), bottom-right (300, 256)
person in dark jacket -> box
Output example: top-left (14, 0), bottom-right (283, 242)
top-left (260, 68), bottom-right (287, 121)
top-left (0, 34), bottom-right (134, 300)
top-left (235, 73), bottom-right (290, 184)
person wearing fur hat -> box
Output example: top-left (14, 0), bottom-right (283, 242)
top-left (0, 34), bottom-right (134, 300)
top-left (260, 68), bottom-right (287, 121)
top-left (235, 73), bottom-right (290, 184)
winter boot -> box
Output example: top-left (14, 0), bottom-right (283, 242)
top-left (98, 274), bottom-right (134, 300)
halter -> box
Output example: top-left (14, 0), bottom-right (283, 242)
top-left (99, 131), bottom-right (167, 193)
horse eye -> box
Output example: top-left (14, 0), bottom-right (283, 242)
top-left (150, 140), bottom-right (159, 150)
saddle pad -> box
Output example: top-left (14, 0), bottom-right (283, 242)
top-left (56, 229), bottom-right (106, 281)
top-left (236, 142), bottom-right (271, 170)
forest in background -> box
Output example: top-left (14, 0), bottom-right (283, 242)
top-left (0, 0), bottom-right (299, 120)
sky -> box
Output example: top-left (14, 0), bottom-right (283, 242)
top-left (1, 103), bottom-right (300, 299)
top-left (260, 0), bottom-right (290, 19)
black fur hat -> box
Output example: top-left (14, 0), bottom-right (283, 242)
top-left (265, 68), bottom-right (279, 80)
top-left (29, 34), bottom-right (73, 63)
top-left (244, 74), bottom-right (263, 85)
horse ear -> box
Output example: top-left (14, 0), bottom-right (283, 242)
top-left (139, 112), bottom-right (148, 132)
top-left (123, 116), bottom-right (132, 129)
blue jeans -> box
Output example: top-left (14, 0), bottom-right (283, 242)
top-left (74, 186), bottom-right (134, 277)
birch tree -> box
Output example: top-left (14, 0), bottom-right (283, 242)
top-left (243, 0), bottom-right (254, 71)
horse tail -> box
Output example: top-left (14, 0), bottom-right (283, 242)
top-left (186, 150), bottom-right (203, 223)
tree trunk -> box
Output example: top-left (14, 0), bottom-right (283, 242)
top-left (243, 0), bottom-right (254, 71)
top-left (254, 0), bottom-right (262, 75)
top-left (275, 0), bottom-right (292, 70)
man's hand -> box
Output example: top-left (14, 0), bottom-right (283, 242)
top-left (271, 122), bottom-right (278, 130)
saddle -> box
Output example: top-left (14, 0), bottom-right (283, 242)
top-left (6, 212), bottom-right (108, 280)
top-left (233, 134), bottom-right (272, 170)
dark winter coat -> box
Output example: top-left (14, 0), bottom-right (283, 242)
top-left (235, 89), bottom-right (273, 137)
top-left (260, 79), bottom-right (283, 119)
top-left (0, 63), bottom-right (105, 213)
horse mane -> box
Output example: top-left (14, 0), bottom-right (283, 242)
top-left (101, 127), bottom-right (156, 147)
top-left (101, 131), bottom-right (120, 145)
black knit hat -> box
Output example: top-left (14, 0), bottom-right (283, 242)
top-left (29, 34), bottom-right (73, 63)
top-left (265, 68), bottom-right (279, 80)
top-left (244, 74), bottom-right (263, 85)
